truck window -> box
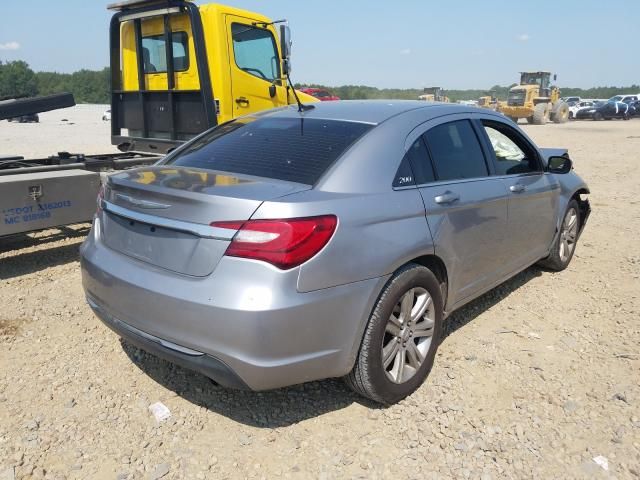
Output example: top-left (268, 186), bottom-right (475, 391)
top-left (231, 24), bottom-right (280, 82)
top-left (141, 31), bottom-right (189, 74)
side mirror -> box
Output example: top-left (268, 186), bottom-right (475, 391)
top-left (279, 25), bottom-right (292, 75)
top-left (548, 156), bottom-right (572, 174)
top-left (553, 74), bottom-right (557, 81)
top-left (280, 25), bottom-right (292, 60)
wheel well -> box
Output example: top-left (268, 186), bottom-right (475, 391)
top-left (572, 188), bottom-right (590, 232)
top-left (407, 255), bottom-right (448, 304)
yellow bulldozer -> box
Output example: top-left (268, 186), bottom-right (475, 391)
top-left (477, 91), bottom-right (498, 110)
top-left (498, 71), bottom-right (569, 125)
top-left (418, 87), bottom-right (450, 103)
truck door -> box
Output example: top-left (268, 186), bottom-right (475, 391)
top-left (224, 16), bottom-right (288, 116)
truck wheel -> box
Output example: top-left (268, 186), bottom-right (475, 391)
top-left (552, 102), bottom-right (570, 123)
top-left (344, 263), bottom-right (443, 405)
top-left (538, 199), bottom-right (580, 271)
top-left (532, 103), bottom-right (548, 125)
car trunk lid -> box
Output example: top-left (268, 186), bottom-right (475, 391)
top-left (100, 166), bottom-right (310, 276)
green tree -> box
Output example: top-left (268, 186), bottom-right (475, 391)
top-left (0, 60), bottom-right (38, 99)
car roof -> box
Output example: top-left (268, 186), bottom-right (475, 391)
top-left (259, 100), bottom-right (472, 125)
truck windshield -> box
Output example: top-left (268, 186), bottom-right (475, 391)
top-left (165, 117), bottom-right (373, 185)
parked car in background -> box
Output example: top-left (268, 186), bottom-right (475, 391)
top-left (7, 113), bottom-right (39, 123)
top-left (561, 96), bottom-right (581, 104)
top-left (576, 99), bottom-right (636, 120)
top-left (569, 100), bottom-right (596, 119)
top-left (102, 108), bottom-right (111, 121)
top-left (81, 101), bottom-right (590, 404)
top-left (609, 94), bottom-right (638, 104)
top-left (299, 88), bottom-right (340, 101)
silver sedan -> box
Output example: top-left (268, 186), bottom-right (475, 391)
top-left (80, 101), bottom-right (590, 404)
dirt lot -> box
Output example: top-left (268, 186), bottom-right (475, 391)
top-left (1, 110), bottom-right (639, 479)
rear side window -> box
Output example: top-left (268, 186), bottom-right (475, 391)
top-left (393, 138), bottom-right (435, 187)
top-left (142, 31), bottom-right (189, 73)
top-left (167, 117), bottom-right (373, 185)
top-left (423, 120), bottom-right (488, 181)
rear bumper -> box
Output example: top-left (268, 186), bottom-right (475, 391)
top-left (80, 221), bottom-right (387, 391)
top-left (87, 296), bottom-right (249, 389)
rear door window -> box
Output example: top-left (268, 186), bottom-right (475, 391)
top-left (423, 120), bottom-right (488, 181)
top-left (166, 117), bottom-right (373, 185)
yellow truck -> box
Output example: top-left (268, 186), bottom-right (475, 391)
top-left (108, 0), bottom-right (317, 153)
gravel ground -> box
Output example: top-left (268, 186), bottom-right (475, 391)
top-left (1, 114), bottom-right (639, 479)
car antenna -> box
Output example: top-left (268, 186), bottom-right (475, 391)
top-left (286, 73), bottom-right (315, 112)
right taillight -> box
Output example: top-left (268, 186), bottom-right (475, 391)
top-left (212, 215), bottom-right (338, 270)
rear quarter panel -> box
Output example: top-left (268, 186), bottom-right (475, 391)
top-left (254, 189), bottom-right (433, 293)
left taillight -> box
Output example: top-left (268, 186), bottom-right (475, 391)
top-left (212, 215), bottom-right (338, 270)
top-left (96, 184), bottom-right (104, 216)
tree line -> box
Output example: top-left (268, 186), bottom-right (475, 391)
top-left (0, 60), bottom-right (110, 103)
top-left (298, 84), bottom-right (640, 103)
top-left (1, 60), bottom-right (637, 104)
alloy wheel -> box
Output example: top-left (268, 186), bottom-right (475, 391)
top-left (381, 287), bottom-right (435, 384)
top-left (559, 207), bottom-right (578, 263)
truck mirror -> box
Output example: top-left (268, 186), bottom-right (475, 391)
top-left (280, 25), bottom-right (292, 61)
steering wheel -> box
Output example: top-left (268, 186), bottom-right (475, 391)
top-left (242, 67), bottom-right (268, 80)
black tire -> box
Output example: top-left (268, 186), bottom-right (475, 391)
top-left (538, 199), bottom-right (580, 271)
top-left (551, 101), bottom-right (570, 123)
top-left (532, 103), bottom-right (548, 125)
top-left (526, 116), bottom-right (535, 124)
top-left (593, 112), bottom-right (603, 121)
top-left (344, 263), bottom-right (443, 405)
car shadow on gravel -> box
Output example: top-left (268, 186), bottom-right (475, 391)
top-left (122, 341), bottom-right (379, 428)
top-left (121, 265), bottom-right (544, 428)
top-left (0, 240), bottom-right (83, 280)
top-left (442, 265), bottom-right (543, 339)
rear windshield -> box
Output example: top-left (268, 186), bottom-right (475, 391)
top-left (165, 117), bottom-right (373, 185)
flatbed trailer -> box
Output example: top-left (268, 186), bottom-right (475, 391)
top-left (1, 94), bottom-right (162, 238)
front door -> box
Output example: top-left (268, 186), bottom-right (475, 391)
top-left (225, 16), bottom-right (288, 117)
top-left (477, 119), bottom-right (558, 272)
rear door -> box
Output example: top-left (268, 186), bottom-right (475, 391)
top-left (409, 118), bottom-right (509, 305)
top-left (477, 119), bottom-right (558, 272)
top-left (225, 16), bottom-right (288, 117)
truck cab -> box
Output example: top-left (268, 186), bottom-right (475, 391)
top-left (109, 0), bottom-right (316, 153)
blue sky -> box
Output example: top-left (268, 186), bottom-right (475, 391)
top-left (0, 0), bottom-right (637, 89)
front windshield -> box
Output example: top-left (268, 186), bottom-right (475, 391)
top-left (609, 95), bottom-right (623, 102)
top-left (521, 73), bottom-right (544, 85)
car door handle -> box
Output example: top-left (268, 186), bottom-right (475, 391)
top-left (235, 97), bottom-right (249, 106)
top-left (434, 191), bottom-right (460, 205)
top-left (510, 184), bottom-right (526, 193)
